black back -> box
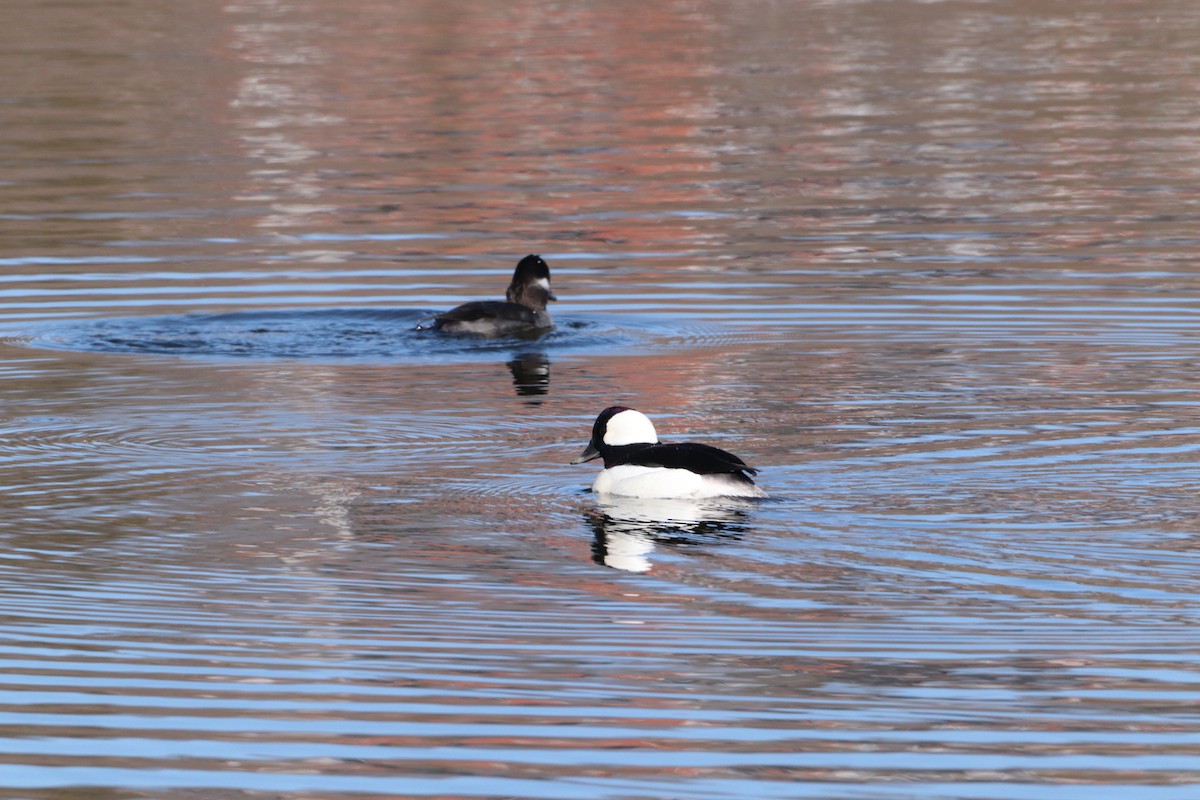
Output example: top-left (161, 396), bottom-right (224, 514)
top-left (434, 300), bottom-right (538, 325)
top-left (600, 442), bottom-right (759, 486)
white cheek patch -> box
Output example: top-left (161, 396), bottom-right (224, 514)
top-left (535, 277), bottom-right (550, 291)
top-left (603, 410), bottom-right (658, 446)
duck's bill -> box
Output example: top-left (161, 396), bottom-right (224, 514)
top-left (547, 289), bottom-right (558, 302)
top-left (571, 442), bottom-right (600, 464)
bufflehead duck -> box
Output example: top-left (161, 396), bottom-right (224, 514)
top-left (571, 406), bottom-right (767, 499)
top-left (433, 254), bottom-right (556, 335)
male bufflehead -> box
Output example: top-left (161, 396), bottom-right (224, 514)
top-left (433, 254), bottom-right (556, 335)
top-left (572, 406), bottom-right (767, 499)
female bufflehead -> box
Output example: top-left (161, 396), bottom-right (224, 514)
top-left (433, 254), bottom-right (556, 335)
top-left (572, 406), bottom-right (767, 499)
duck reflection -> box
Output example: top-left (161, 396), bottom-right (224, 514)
top-left (585, 496), bottom-right (753, 572)
top-left (507, 351), bottom-right (550, 398)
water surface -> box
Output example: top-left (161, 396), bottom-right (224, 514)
top-left (2, 0), bottom-right (1199, 798)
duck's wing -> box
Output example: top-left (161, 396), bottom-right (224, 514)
top-left (633, 442), bottom-right (759, 477)
top-left (434, 301), bottom-right (538, 326)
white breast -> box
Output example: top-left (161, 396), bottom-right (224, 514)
top-left (592, 464), bottom-right (766, 499)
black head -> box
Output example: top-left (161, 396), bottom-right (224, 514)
top-left (506, 254), bottom-right (556, 307)
top-left (570, 405), bottom-right (644, 465)
top-left (590, 405), bottom-right (632, 449)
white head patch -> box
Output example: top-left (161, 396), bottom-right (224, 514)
top-left (534, 277), bottom-right (550, 291)
top-left (603, 409), bottom-right (658, 446)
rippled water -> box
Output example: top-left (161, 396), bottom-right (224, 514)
top-left (2, 0), bottom-right (1200, 797)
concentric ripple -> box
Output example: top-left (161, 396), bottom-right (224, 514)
top-left (15, 309), bottom-right (742, 363)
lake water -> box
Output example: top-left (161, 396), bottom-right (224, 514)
top-left (2, 0), bottom-right (1199, 798)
